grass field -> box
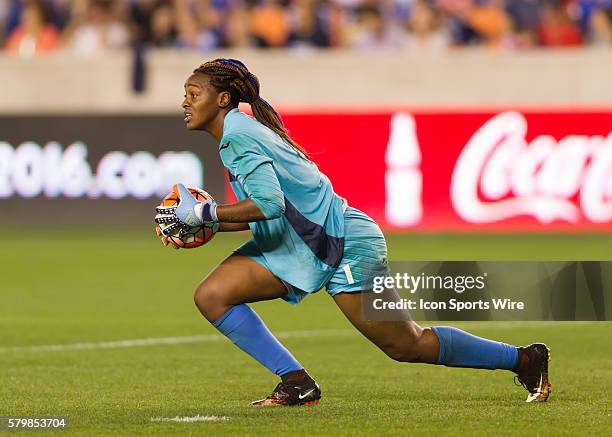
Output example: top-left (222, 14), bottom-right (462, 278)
top-left (2, 231), bottom-right (611, 436)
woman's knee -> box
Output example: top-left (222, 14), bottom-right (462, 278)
top-left (193, 279), bottom-right (229, 321)
top-left (382, 339), bottom-right (421, 363)
top-left (380, 324), bottom-right (437, 363)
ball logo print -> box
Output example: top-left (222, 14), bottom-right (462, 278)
top-left (451, 111), bottom-right (612, 224)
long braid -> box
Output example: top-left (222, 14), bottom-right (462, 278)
top-left (194, 58), bottom-right (309, 159)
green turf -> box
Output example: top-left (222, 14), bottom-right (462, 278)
top-left (1, 231), bottom-right (611, 436)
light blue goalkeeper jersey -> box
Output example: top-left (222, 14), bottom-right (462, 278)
top-left (218, 108), bottom-right (346, 292)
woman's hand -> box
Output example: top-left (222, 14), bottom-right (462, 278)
top-left (155, 184), bottom-right (219, 238)
top-left (155, 225), bottom-right (181, 249)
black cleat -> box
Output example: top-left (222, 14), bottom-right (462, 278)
top-left (515, 343), bottom-right (552, 403)
top-left (251, 374), bottom-right (321, 407)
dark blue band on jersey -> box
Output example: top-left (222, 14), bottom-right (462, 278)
top-left (284, 198), bottom-right (344, 268)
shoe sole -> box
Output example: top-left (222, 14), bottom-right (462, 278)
top-left (526, 380), bottom-right (552, 402)
top-left (251, 397), bottom-right (321, 407)
top-left (302, 399), bottom-right (320, 407)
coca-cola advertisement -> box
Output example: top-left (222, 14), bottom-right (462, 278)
top-left (282, 109), bottom-right (612, 231)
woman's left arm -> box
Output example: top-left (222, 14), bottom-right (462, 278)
top-left (216, 199), bottom-right (267, 223)
top-left (218, 221), bottom-right (251, 232)
top-left (216, 161), bottom-right (285, 223)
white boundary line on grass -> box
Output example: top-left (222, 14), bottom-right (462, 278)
top-left (0, 329), bottom-right (355, 353)
top-left (150, 415), bottom-right (229, 423)
top-left (0, 321), bottom-right (600, 354)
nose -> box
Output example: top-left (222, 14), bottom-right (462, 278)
top-left (182, 98), bottom-right (190, 109)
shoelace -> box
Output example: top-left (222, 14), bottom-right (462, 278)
top-left (513, 375), bottom-right (537, 392)
top-left (268, 382), bottom-right (292, 401)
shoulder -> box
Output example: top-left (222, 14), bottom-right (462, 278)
top-left (219, 131), bottom-right (263, 155)
top-left (219, 132), bottom-right (272, 173)
top-left (223, 109), bottom-right (262, 136)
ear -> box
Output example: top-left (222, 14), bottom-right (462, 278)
top-left (218, 91), bottom-right (231, 108)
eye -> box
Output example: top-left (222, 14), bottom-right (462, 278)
top-left (191, 92), bottom-right (198, 99)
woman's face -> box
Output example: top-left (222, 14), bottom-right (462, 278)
top-left (181, 73), bottom-right (228, 131)
top-left (410, 3), bottom-right (435, 34)
top-left (22, 4), bottom-right (43, 32)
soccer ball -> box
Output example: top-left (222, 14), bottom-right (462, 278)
top-left (157, 186), bottom-right (218, 249)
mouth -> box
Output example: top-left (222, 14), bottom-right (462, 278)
top-left (184, 112), bottom-right (193, 123)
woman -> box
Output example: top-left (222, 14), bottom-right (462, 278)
top-left (154, 58), bottom-right (551, 406)
top-left (5, 0), bottom-right (59, 57)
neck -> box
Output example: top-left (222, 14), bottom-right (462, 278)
top-left (205, 108), bottom-right (233, 141)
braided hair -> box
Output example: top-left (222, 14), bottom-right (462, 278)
top-left (194, 58), bottom-right (309, 159)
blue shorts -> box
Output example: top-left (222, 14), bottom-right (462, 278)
top-left (236, 207), bottom-right (390, 305)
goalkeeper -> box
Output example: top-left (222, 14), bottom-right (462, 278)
top-left (154, 58), bottom-right (552, 406)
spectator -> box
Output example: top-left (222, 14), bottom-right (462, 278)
top-left (326, 1), bottom-right (348, 47)
top-left (405, 0), bottom-right (449, 52)
top-left (50, 0), bottom-right (73, 30)
top-left (5, 0), bottom-right (59, 56)
top-left (195, 0), bottom-right (223, 37)
top-left (223, 4), bottom-right (251, 48)
top-left (506, 0), bottom-right (541, 46)
top-left (288, 0), bottom-right (331, 48)
top-left (130, 0), bottom-right (158, 44)
top-left (174, 0), bottom-right (220, 50)
top-left (348, 4), bottom-right (408, 49)
top-left (150, 3), bottom-right (177, 47)
top-left (589, 7), bottom-right (612, 45)
top-left (435, 0), bottom-right (479, 45)
top-left (64, 0), bottom-right (130, 56)
top-left (538, 1), bottom-right (583, 46)
top-left (0, 1), bottom-right (9, 46)
top-left (4, 0), bottom-right (25, 37)
top-left (0, 0), bottom-right (608, 52)
top-left (467, 0), bottom-right (513, 48)
top-left (250, 0), bottom-right (290, 47)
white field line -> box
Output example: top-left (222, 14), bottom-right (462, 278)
top-left (0, 329), bottom-right (355, 354)
top-left (0, 321), bottom-right (602, 354)
top-left (150, 415), bottom-right (229, 423)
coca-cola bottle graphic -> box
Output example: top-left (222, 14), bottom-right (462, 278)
top-left (385, 113), bottom-right (422, 226)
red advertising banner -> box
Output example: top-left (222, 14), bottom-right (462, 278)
top-left (280, 110), bottom-right (612, 231)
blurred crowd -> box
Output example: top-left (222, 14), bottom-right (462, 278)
top-left (1, 0), bottom-right (611, 56)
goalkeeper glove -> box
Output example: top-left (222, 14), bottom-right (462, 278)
top-left (155, 184), bottom-right (218, 237)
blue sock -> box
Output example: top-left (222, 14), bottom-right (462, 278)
top-left (213, 304), bottom-right (303, 376)
top-left (432, 326), bottom-right (518, 370)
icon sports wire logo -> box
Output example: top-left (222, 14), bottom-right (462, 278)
top-left (0, 141), bottom-right (203, 199)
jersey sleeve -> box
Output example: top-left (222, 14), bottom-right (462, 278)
top-left (220, 133), bottom-right (285, 219)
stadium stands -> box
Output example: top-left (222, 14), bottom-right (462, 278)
top-left (1, 0), bottom-right (611, 57)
